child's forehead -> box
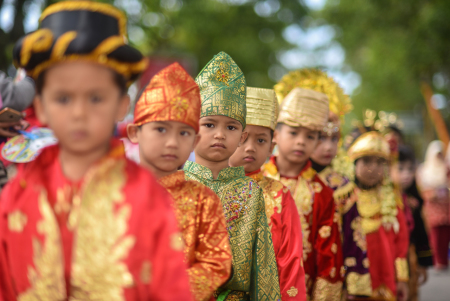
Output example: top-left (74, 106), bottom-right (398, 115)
top-left (246, 124), bottom-right (271, 135)
top-left (281, 124), bottom-right (317, 133)
top-left (201, 115), bottom-right (240, 124)
top-left (144, 120), bottom-right (195, 130)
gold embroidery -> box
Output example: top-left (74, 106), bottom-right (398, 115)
top-left (344, 257), bottom-right (356, 267)
top-left (331, 243), bottom-right (337, 254)
top-left (70, 158), bottom-right (136, 300)
top-left (215, 62), bottom-right (230, 86)
top-left (287, 286), bottom-right (298, 297)
top-left (372, 284), bottom-right (395, 301)
top-left (312, 277), bottom-right (342, 301)
top-left (302, 167), bottom-right (316, 180)
top-left (395, 257), bottom-right (409, 282)
top-left (340, 266), bottom-right (345, 278)
top-left (346, 272), bottom-right (372, 296)
top-left (351, 217), bottom-right (367, 252)
top-left (18, 192), bottom-right (66, 300)
top-left (256, 176), bottom-right (284, 229)
top-left (8, 210), bottom-right (27, 232)
top-left (363, 258), bottom-right (370, 268)
top-left (54, 187), bottom-right (71, 215)
top-left (51, 31), bottom-right (77, 59)
top-left (171, 232), bottom-right (185, 252)
top-left (319, 225), bottom-right (331, 239)
top-left (20, 28), bottom-right (53, 66)
top-left (312, 182), bottom-right (322, 193)
top-left (330, 267), bottom-right (336, 278)
top-left (140, 261), bottom-right (152, 284)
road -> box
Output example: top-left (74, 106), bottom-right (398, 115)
top-left (420, 268), bottom-right (450, 301)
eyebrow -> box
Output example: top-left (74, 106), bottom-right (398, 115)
top-left (227, 120), bottom-right (241, 126)
top-left (201, 117), bottom-right (217, 123)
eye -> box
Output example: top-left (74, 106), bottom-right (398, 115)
top-left (180, 131), bottom-right (190, 136)
top-left (257, 138), bottom-right (266, 144)
top-left (289, 131), bottom-right (296, 136)
top-left (91, 95), bottom-right (103, 103)
top-left (319, 135), bottom-right (326, 141)
top-left (331, 136), bottom-right (339, 143)
top-left (227, 126), bottom-right (237, 131)
top-left (156, 127), bottom-right (166, 133)
top-left (57, 95), bottom-right (70, 104)
top-left (307, 135), bottom-right (315, 140)
top-left (203, 123), bottom-right (214, 128)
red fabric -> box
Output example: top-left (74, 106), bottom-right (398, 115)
top-left (366, 207), bottom-right (410, 294)
top-left (429, 225), bottom-right (450, 267)
top-left (402, 193), bottom-right (415, 234)
top-left (0, 141), bottom-right (193, 300)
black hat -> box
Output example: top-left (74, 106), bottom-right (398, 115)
top-left (13, 1), bottom-right (148, 86)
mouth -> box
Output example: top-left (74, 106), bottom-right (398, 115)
top-left (211, 143), bottom-right (226, 149)
top-left (70, 130), bottom-right (88, 140)
top-left (243, 156), bottom-right (255, 162)
top-left (323, 154), bottom-right (333, 159)
top-left (293, 150), bottom-right (305, 156)
top-left (162, 154), bottom-right (178, 160)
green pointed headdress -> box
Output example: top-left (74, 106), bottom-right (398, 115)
top-left (195, 52), bottom-right (247, 128)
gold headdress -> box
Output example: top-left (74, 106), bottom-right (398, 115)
top-left (246, 87), bottom-right (278, 131)
top-left (347, 131), bottom-right (390, 161)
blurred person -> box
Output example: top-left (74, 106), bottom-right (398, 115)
top-left (0, 69), bottom-right (34, 112)
top-left (262, 87), bottom-right (344, 300)
top-left (417, 140), bottom-right (450, 270)
top-left (127, 62), bottom-right (232, 301)
top-left (0, 2), bottom-right (193, 299)
top-left (347, 132), bottom-right (410, 301)
top-left (391, 145), bottom-right (433, 301)
top-left (183, 52), bottom-right (281, 301)
top-left (229, 87), bottom-right (306, 301)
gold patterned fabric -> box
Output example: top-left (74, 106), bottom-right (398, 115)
top-left (195, 52), bottom-right (247, 127)
top-left (159, 171), bottom-right (232, 301)
top-left (277, 88), bottom-right (329, 131)
top-left (347, 131), bottom-right (390, 161)
top-left (183, 161), bottom-right (281, 301)
top-left (246, 87), bottom-right (279, 131)
top-left (395, 258), bottom-right (409, 282)
top-left (312, 278), bottom-right (342, 301)
top-left (346, 272), bottom-right (372, 296)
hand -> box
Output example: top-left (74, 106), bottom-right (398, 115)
top-left (396, 281), bottom-right (409, 301)
top-left (417, 266), bottom-right (428, 286)
top-left (0, 121), bottom-right (22, 138)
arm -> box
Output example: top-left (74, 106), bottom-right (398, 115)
top-left (394, 207), bottom-right (410, 282)
top-left (312, 188), bottom-right (343, 301)
top-left (187, 188), bottom-right (232, 301)
top-left (278, 189), bottom-right (307, 300)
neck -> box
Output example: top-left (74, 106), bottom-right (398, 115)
top-left (311, 159), bottom-right (327, 173)
top-left (276, 155), bottom-right (307, 178)
top-left (59, 143), bottom-right (110, 182)
top-left (141, 161), bottom-right (176, 180)
top-left (195, 152), bottom-right (229, 179)
top-left (356, 178), bottom-right (382, 190)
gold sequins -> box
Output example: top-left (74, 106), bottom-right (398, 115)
top-left (331, 243), bottom-right (337, 254)
top-left (345, 257), bottom-right (356, 267)
top-left (8, 210), bottom-right (27, 232)
top-left (319, 225), bottom-right (331, 238)
top-left (287, 286), bottom-right (298, 297)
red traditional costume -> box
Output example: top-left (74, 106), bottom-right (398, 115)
top-left (133, 63), bottom-right (232, 301)
top-left (263, 88), bottom-right (344, 300)
top-left (242, 87), bottom-right (306, 300)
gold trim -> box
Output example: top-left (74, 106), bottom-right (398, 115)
top-left (20, 29), bottom-right (54, 66)
top-left (312, 278), bottom-right (342, 301)
top-left (346, 272), bottom-right (372, 296)
top-left (395, 257), bottom-right (409, 282)
top-left (39, 1), bottom-right (127, 38)
top-left (51, 31), bottom-right (77, 59)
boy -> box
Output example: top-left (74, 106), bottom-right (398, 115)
top-left (183, 52), bottom-right (281, 300)
top-left (347, 131), bottom-right (409, 301)
top-left (228, 87), bottom-right (306, 301)
top-left (0, 2), bottom-right (192, 299)
top-left (127, 62), bottom-right (232, 301)
top-left (262, 87), bottom-right (344, 300)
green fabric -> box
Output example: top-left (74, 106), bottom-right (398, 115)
top-left (195, 51), bottom-right (247, 128)
top-left (184, 161), bottom-right (281, 301)
top-left (216, 290), bottom-right (231, 301)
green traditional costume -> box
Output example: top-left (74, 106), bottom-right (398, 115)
top-left (184, 52), bottom-right (281, 301)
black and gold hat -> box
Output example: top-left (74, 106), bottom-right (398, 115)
top-left (13, 0), bottom-right (148, 86)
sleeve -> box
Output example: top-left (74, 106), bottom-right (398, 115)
top-left (394, 206), bottom-right (410, 282)
top-left (0, 71), bottom-right (35, 111)
top-left (187, 188), bottom-right (232, 301)
top-left (252, 186), bottom-right (282, 300)
top-left (278, 189), bottom-right (307, 301)
top-left (412, 208), bottom-right (433, 267)
top-left (312, 187), bottom-right (343, 301)
top-left (148, 189), bottom-right (193, 301)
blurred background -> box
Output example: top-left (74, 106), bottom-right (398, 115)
top-left (1, 0), bottom-right (450, 157)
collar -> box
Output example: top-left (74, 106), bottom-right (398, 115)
top-left (246, 168), bottom-right (264, 182)
top-left (268, 156), bottom-right (316, 180)
top-left (183, 160), bottom-right (245, 181)
top-left (158, 170), bottom-right (185, 189)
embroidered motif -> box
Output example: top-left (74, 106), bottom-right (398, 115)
top-left (395, 258), bottom-right (409, 281)
top-left (363, 258), bottom-right (370, 268)
top-left (330, 267), bottom-right (336, 278)
top-left (312, 277), bottom-right (342, 301)
top-left (171, 232), bottom-right (185, 251)
top-left (251, 174), bottom-right (283, 229)
top-left (346, 272), bottom-right (372, 296)
top-left (54, 187), bottom-right (71, 215)
top-left (140, 261), bottom-right (152, 284)
top-left (170, 94), bottom-right (189, 119)
top-left (345, 257), bottom-right (356, 267)
top-left (215, 62), bottom-right (230, 86)
top-left (8, 210), bottom-right (27, 232)
top-left (312, 182), bottom-right (322, 193)
top-left (319, 225), bottom-right (331, 238)
top-left (331, 243), bottom-right (337, 254)
top-left (351, 217), bottom-right (367, 252)
top-left (287, 286), bottom-right (298, 297)
top-left (340, 266), bottom-right (346, 278)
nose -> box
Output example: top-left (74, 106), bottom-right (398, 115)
top-left (165, 132), bottom-right (179, 148)
top-left (244, 140), bottom-right (256, 153)
top-left (71, 98), bottom-right (88, 120)
top-left (213, 128), bottom-right (225, 140)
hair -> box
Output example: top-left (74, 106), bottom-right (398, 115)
top-left (276, 122), bottom-right (284, 130)
top-left (386, 125), bottom-right (404, 141)
top-left (35, 68), bottom-right (128, 96)
top-left (269, 129), bottom-right (274, 140)
top-left (398, 144), bottom-right (415, 164)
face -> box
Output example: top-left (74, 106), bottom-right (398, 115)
top-left (229, 125), bottom-right (274, 173)
top-left (128, 121), bottom-right (199, 177)
top-left (274, 124), bottom-right (319, 165)
top-left (35, 62), bottom-right (129, 155)
top-left (195, 115), bottom-right (247, 163)
top-left (355, 156), bottom-right (387, 187)
top-left (391, 161), bottom-right (415, 190)
top-left (311, 132), bottom-right (339, 166)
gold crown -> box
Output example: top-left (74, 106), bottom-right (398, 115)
top-left (246, 87), bottom-right (279, 131)
top-left (347, 131), bottom-right (390, 161)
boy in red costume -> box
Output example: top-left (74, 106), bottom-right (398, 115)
top-left (0, 2), bottom-right (192, 300)
top-left (127, 62), bottom-right (232, 301)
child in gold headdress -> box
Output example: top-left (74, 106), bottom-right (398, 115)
top-left (0, 1), bottom-right (192, 299)
top-left (262, 87), bottom-right (344, 300)
top-left (127, 62), bottom-right (232, 301)
top-left (183, 52), bottom-right (281, 301)
top-left (229, 87), bottom-right (306, 301)
top-left (347, 132), bottom-right (410, 301)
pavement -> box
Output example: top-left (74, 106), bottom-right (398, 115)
top-left (420, 267), bottom-right (450, 301)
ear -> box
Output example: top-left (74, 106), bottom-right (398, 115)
top-left (191, 134), bottom-right (201, 152)
top-left (273, 129), bottom-right (279, 144)
top-left (269, 141), bottom-right (276, 155)
top-left (127, 123), bottom-right (140, 143)
top-left (116, 94), bottom-right (130, 122)
top-left (33, 96), bottom-right (48, 126)
top-left (239, 131), bottom-right (248, 146)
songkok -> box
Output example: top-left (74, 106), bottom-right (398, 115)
top-left (277, 87), bottom-right (329, 131)
top-left (13, 1), bottom-right (147, 86)
top-left (133, 62), bottom-right (201, 132)
top-left (195, 52), bottom-right (246, 128)
top-left (246, 87), bottom-right (278, 131)
top-left (348, 131), bottom-right (390, 161)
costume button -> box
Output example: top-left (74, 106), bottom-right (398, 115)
top-left (20, 179), bottom-right (26, 188)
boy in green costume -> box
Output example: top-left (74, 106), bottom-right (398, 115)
top-left (183, 52), bottom-right (281, 301)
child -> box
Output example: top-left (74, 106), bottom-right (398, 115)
top-left (261, 87), bottom-right (344, 300)
top-left (183, 52), bottom-right (281, 300)
top-left (127, 62), bottom-right (232, 301)
top-left (347, 131), bottom-right (409, 301)
top-left (0, 2), bottom-right (192, 299)
top-left (391, 145), bottom-right (432, 301)
top-left (228, 87), bottom-right (306, 300)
